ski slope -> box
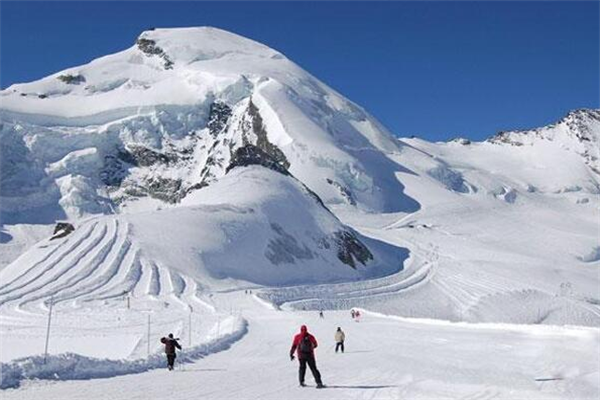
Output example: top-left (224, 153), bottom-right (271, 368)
top-left (2, 291), bottom-right (598, 400)
top-left (0, 26), bottom-right (599, 398)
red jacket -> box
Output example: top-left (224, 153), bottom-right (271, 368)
top-left (290, 325), bottom-right (318, 359)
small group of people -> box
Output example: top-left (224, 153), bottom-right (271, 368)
top-left (288, 324), bottom-right (347, 388)
top-left (350, 308), bottom-right (361, 320)
top-left (159, 314), bottom-right (351, 389)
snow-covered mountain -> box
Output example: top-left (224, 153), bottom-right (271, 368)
top-left (0, 27), bottom-right (599, 394)
top-left (0, 27), bottom-right (416, 226)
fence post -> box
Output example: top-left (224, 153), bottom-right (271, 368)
top-left (189, 312), bottom-right (192, 347)
top-left (147, 314), bottom-right (151, 358)
top-left (43, 295), bottom-right (54, 364)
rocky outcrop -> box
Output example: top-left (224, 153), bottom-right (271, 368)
top-left (488, 109), bottom-right (600, 174)
top-left (331, 230), bottom-right (373, 269)
top-left (136, 38), bottom-right (174, 70)
top-left (208, 102), bottom-right (232, 137)
top-left (50, 222), bottom-right (75, 240)
top-left (121, 145), bottom-right (177, 167)
top-left (122, 177), bottom-right (184, 204)
top-left (449, 137), bottom-right (471, 145)
top-left (97, 97), bottom-right (293, 208)
top-left (227, 144), bottom-right (289, 175)
top-left (57, 74), bottom-right (86, 85)
top-left (246, 101), bottom-right (290, 170)
top-left (145, 177), bottom-right (183, 203)
top-left (326, 179), bottom-right (356, 205)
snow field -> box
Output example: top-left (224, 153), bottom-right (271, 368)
top-left (1, 292), bottom-right (597, 399)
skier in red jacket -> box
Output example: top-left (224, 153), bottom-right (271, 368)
top-left (289, 325), bottom-right (324, 388)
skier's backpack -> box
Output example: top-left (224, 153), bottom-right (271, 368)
top-left (299, 335), bottom-right (313, 355)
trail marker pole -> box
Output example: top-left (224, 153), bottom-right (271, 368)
top-left (189, 312), bottom-right (192, 347)
top-left (43, 296), bottom-right (54, 364)
top-left (147, 314), bottom-right (151, 358)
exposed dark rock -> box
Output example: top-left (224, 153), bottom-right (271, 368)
top-left (326, 178), bottom-right (356, 205)
top-left (50, 222), bottom-right (75, 240)
top-left (145, 177), bottom-right (183, 203)
top-left (489, 132), bottom-right (524, 146)
top-left (302, 184), bottom-right (329, 210)
top-left (450, 137), bottom-right (471, 145)
top-left (557, 109), bottom-right (600, 143)
top-left (208, 102), bottom-right (232, 136)
top-left (57, 74), bottom-right (86, 85)
top-left (115, 149), bottom-right (137, 165)
top-left (332, 230), bottom-right (373, 269)
top-left (123, 186), bottom-right (148, 198)
top-left (185, 181), bottom-right (209, 194)
top-left (101, 145), bottom-right (176, 187)
top-left (136, 38), bottom-right (162, 56)
top-left (124, 145), bottom-right (176, 167)
top-left (247, 101), bottom-right (290, 170)
top-left (100, 154), bottom-right (129, 187)
top-left (265, 223), bottom-right (314, 265)
top-left (136, 38), bottom-right (174, 69)
top-left (227, 144), bottom-right (289, 175)
top-left (38, 94), bottom-right (48, 99)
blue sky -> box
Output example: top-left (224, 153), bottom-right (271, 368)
top-left (1, 1), bottom-right (598, 141)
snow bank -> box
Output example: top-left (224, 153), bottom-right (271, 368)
top-left (0, 316), bottom-right (247, 389)
top-left (357, 308), bottom-right (600, 338)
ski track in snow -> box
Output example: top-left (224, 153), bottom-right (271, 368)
top-left (1, 292), bottom-right (598, 399)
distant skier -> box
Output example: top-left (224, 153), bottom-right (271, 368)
top-left (160, 333), bottom-right (182, 371)
top-left (289, 325), bottom-right (324, 388)
top-left (334, 327), bottom-right (345, 353)
top-left (319, 310), bottom-right (324, 319)
top-left (350, 309), bottom-right (356, 319)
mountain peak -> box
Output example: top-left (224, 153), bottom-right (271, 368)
top-left (488, 108), bottom-right (600, 174)
top-left (135, 26), bottom-right (283, 65)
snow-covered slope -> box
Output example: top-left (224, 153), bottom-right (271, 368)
top-left (0, 26), bottom-right (417, 229)
top-left (322, 109), bottom-right (600, 326)
top-left (0, 167), bottom-right (407, 302)
top-left (0, 26), bottom-right (598, 395)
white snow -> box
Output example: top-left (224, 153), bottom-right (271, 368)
top-left (1, 293), bottom-right (597, 399)
top-left (0, 26), bottom-right (599, 399)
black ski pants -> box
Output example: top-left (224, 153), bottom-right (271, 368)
top-left (335, 341), bottom-right (344, 353)
top-left (167, 354), bottom-right (176, 369)
top-left (299, 356), bottom-right (322, 385)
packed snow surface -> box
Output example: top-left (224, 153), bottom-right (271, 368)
top-left (1, 293), bottom-right (598, 399)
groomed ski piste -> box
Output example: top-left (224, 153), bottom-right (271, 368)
top-left (0, 27), bottom-right (599, 399)
top-left (1, 185), bottom-right (598, 399)
top-left (1, 290), bottom-right (598, 400)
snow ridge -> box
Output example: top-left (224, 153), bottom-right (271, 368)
top-left (0, 316), bottom-right (247, 390)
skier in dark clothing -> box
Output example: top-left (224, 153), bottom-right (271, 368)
top-left (161, 333), bottom-right (182, 370)
top-left (290, 325), bottom-right (324, 388)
